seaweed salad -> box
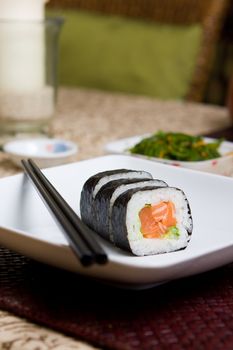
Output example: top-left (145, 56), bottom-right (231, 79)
top-left (129, 131), bottom-right (223, 161)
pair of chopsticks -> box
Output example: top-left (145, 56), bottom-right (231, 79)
top-left (21, 159), bottom-right (108, 267)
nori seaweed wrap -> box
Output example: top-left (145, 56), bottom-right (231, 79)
top-left (80, 169), bottom-right (152, 230)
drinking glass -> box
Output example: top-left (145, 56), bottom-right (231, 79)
top-left (0, 17), bottom-right (63, 136)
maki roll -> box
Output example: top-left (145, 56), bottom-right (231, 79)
top-left (80, 168), bottom-right (193, 256)
top-left (111, 186), bottom-right (192, 256)
top-left (94, 178), bottom-right (168, 241)
top-left (80, 169), bottom-right (152, 229)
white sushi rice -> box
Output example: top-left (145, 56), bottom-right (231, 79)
top-left (92, 170), bottom-right (152, 198)
top-left (125, 187), bottom-right (192, 256)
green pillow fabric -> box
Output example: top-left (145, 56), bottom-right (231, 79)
top-left (48, 9), bottom-right (202, 99)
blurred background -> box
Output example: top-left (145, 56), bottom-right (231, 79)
top-left (47, 0), bottom-right (233, 107)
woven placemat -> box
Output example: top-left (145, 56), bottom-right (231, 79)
top-left (0, 246), bottom-right (232, 350)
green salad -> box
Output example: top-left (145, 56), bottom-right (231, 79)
top-left (129, 131), bottom-right (223, 161)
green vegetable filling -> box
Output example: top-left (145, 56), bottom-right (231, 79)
top-left (164, 226), bottom-right (180, 239)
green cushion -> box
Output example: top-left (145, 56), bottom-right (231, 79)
top-left (48, 9), bottom-right (202, 99)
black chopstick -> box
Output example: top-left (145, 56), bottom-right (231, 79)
top-left (21, 159), bottom-right (108, 267)
top-left (27, 158), bottom-right (107, 264)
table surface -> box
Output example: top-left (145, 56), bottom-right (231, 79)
top-left (0, 87), bottom-right (231, 350)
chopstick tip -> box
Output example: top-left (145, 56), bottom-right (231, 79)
top-left (96, 253), bottom-right (108, 265)
top-left (80, 255), bottom-right (95, 267)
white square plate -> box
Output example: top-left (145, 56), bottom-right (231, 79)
top-left (105, 135), bottom-right (233, 176)
top-left (0, 155), bottom-right (233, 289)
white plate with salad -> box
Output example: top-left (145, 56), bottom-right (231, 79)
top-left (104, 131), bottom-right (233, 176)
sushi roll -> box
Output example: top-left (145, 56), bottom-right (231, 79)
top-left (111, 186), bottom-right (192, 256)
top-left (80, 169), bottom-right (153, 229)
top-left (94, 178), bottom-right (168, 241)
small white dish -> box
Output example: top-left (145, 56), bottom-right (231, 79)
top-left (3, 138), bottom-right (78, 168)
top-left (0, 154), bottom-right (232, 289)
top-left (105, 134), bottom-right (233, 176)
